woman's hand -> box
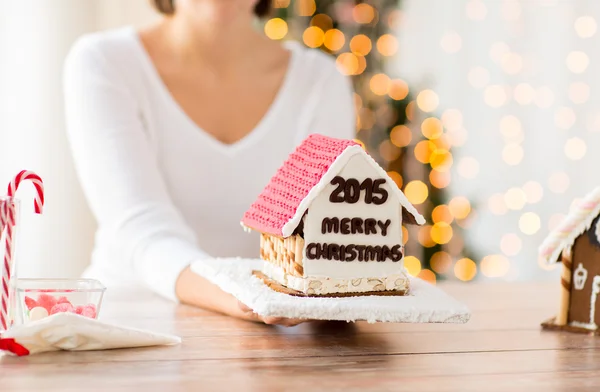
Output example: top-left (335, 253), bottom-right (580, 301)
top-left (235, 301), bottom-right (304, 327)
top-left (175, 266), bottom-right (306, 327)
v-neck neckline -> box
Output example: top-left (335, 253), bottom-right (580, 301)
top-left (128, 26), bottom-right (299, 156)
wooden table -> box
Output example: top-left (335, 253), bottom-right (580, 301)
top-left (1, 282), bottom-right (599, 391)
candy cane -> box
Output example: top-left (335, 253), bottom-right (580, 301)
top-left (1, 171), bottom-right (44, 331)
top-left (7, 170), bottom-right (44, 214)
top-left (0, 202), bottom-right (7, 331)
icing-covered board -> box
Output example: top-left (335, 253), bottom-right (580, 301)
top-left (191, 258), bottom-right (471, 324)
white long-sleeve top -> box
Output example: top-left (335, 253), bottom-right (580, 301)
top-left (63, 27), bottom-right (355, 301)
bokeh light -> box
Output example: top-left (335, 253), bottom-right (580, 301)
top-left (303, 26), bottom-right (325, 48)
top-left (564, 137), bottom-right (587, 160)
top-left (568, 82), bottom-right (590, 104)
top-left (454, 258), bottom-right (477, 281)
top-left (389, 79), bottom-right (409, 100)
top-left (350, 34), bottom-right (372, 56)
top-left (501, 0), bottom-right (521, 22)
top-left (404, 256), bottom-right (422, 277)
top-left (418, 269), bottom-right (437, 285)
top-left (377, 34), bottom-right (399, 56)
top-left (379, 140), bottom-right (401, 162)
top-left (490, 42), bottom-right (510, 63)
top-left (519, 212), bottom-right (541, 235)
top-left (566, 51), bottom-right (590, 73)
top-left (429, 150), bottom-right (453, 172)
top-left (554, 107), bottom-right (576, 130)
top-left (468, 66), bottom-right (490, 89)
top-left (416, 90), bottom-right (440, 112)
top-left (465, 0), bottom-right (487, 21)
top-left (504, 187), bottom-right (527, 210)
top-left (500, 233), bottom-right (522, 256)
top-left (534, 86), bottom-right (555, 108)
top-left (457, 156), bottom-right (480, 179)
top-left (481, 255), bottom-right (511, 277)
top-left (488, 193), bottom-right (508, 215)
top-left (311, 13), bottom-right (333, 31)
top-left (447, 127), bottom-right (468, 147)
top-left (449, 196), bottom-right (471, 220)
top-left (387, 171), bottom-right (403, 188)
top-left (402, 225), bottom-right (409, 245)
top-left (432, 205), bottom-right (454, 224)
top-left (522, 181), bottom-right (544, 204)
top-left (431, 222), bottom-right (453, 244)
top-left (441, 109), bottom-right (463, 131)
top-left (390, 125), bottom-right (412, 147)
top-left (431, 251), bottom-right (453, 273)
top-left (499, 115), bottom-right (522, 142)
top-left (418, 225), bottom-right (436, 248)
top-left (514, 83), bottom-right (535, 105)
top-left (484, 85), bottom-right (508, 108)
top-left (501, 53), bottom-right (523, 75)
top-left (264, 18), bottom-right (288, 40)
top-left (430, 169), bottom-right (451, 189)
top-left (548, 171), bottom-right (570, 194)
top-left (323, 29), bottom-right (345, 52)
top-left (336, 53), bottom-right (359, 75)
top-left (440, 31), bottom-right (462, 53)
top-left (370, 73), bottom-right (390, 95)
top-left (421, 117), bottom-right (443, 139)
top-left (353, 3), bottom-right (376, 24)
top-left (405, 181), bottom-right (429, 205)
top-left (575, 16), bottom-right (597, 38)
top-left (502, 144), bottom-right (524, 165)
top-left (296, 0), bottom-right (316, 16)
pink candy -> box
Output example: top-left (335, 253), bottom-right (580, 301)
top-left (50, 302), bottom-right (75, 315)
top-left (36, 294), bottom-right (57, 313)
top-left (26, 294), bottom-right (98, 319)
top-left (24, 296), bottom-right (38, 310)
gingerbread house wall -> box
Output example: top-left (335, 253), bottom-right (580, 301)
top-left (568, 229), bottom-right (600, 329)
top-left (260, 234), bottom-right (305, 277)
top-left (301, 153), bottom-right (404, 279)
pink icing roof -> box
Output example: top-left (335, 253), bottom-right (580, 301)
top-left (241, 134), bottom-right (359, 237)
top-left (539, 187), bottom-right (600, 264)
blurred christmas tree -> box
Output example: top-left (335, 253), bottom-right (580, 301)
top-left (264, 0), bottom-right (475, 283)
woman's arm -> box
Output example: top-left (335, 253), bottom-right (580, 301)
top-left (63, 36), bottom-right (302, 326)
top-left (176, 267), bottom-right (303, 326)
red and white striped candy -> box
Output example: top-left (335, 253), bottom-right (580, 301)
top-left (7, 170), bottom-right (44, 214)
top-left (1, 170), bottom-right (44, 331)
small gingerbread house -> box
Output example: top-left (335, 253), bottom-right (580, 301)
top-left (241, 134), bottom-right (425, 297)
top-left (539, 187), bottom-right (600, 334)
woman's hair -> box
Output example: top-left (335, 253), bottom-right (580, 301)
top-left (152, 0), bottom-right (272, 17)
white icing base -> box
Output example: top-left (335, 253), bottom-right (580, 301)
top-left (262, 262), bottom-right (409, 295)
top-left (569, 321), bottom-right (598, 330)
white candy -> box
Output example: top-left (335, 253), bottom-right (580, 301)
top-left (29, 306), bottom-right (49, 322)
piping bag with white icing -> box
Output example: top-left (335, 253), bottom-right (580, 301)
top-left (0, 312), bottom-right (181, 356)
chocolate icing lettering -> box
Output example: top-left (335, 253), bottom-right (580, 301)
top-left (372, 179), bottom-right (388, 205)
top-left (340, 218), bottom-right (351, 234)
top-left (329, 244), bottom-right (340, 260)
top-left (351, 218), bottom-right (364, 234)
top-left (391, 245), bottom-right (402, 261)
top-left (378, 219), bottom-right (391, 236)
top-left (364, 219), bottom-right (377, 235)
top-left (321, 217), bottom-right (339, 234)
top-left (329, 176), bottom-right (345, 203)
top-left (306, 243), bottom-right (403, 262)
top-left (355, 245), bottom-right (366, 261)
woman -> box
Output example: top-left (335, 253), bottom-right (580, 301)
top-left (63, 0), bottom-right (355, 326)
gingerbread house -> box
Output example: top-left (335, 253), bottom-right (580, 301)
top-left (539, 187), bottom-right (600, 334)
top-left (241, 134), bottom-right (425, 297)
